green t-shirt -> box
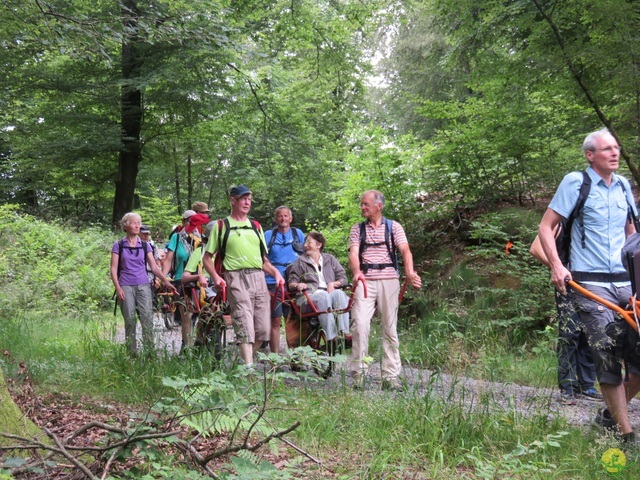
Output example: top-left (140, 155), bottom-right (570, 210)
top-left (205, 217), bottom-right (267, 271)
top-left (184, 245), bottom-right (205, 274)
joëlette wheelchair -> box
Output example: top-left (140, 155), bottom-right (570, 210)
top-left (184, 282), bottom-right (230, 364)
top-left (269, 278), bottom-right (367, 378)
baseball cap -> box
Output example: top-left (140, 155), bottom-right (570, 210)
top-left (230, 185), bottom-right (252, 197)
top-left (182, 210), bottom-right (196, 219)
top-left (140, 225), bottom-right (151, 234)
top-left (192, 201), bottom-right (210, 213)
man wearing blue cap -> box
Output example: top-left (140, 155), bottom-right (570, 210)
top-left (203, 185), bottom-right (284, 366)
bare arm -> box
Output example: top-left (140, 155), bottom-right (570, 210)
top-left (348, 245), bottom-right (365, 285)
top-left (110, 252), bottom-right (125, 301)
top-left (162, 250), bottom-right (174, 277)
top-left (202, 251), bottom-right (225, 289)
top-left (538, 208), bottom-right (569, 293)
top-left (397, 242), bottom-right (421, 289)
top-left (262, 257), bottom-right (284, 286)
top-left (147, 251), bottom-right (176, 292)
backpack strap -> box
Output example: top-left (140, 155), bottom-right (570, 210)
top-left (250, 219), bottom-right (268, 260)
top-left (562, 171), bottom-right (591, 253)
top-left (267, 226), bottom-right (278, 251)
top-left (216, 218), bottom-right (266, 272)
top-left (618, 175), bottom-right (640, 231)
top-left (358, 216), bottom-right (398, 273)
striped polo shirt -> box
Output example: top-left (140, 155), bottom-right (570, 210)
top-left (349, 219), bottom-right (408, 280)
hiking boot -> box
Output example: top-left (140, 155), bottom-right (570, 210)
top-left (592, 407), bottom-right (618, 433)
top-left (351, 374), bottom-right (364, 390)
top-left (576, 387), bottom-right (603, 402)
top-left (559, 390), bottom-right (577, 405)
top-left (382, 377), bottom-right (403, 392)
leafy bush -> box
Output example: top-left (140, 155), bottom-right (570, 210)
top-left (0, 204), bottom-right (114, 316)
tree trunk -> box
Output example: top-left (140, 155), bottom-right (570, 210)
top-left (173, 140), bottom-right (182, 215)
top-left (112, 0), bottom-right (144, 227)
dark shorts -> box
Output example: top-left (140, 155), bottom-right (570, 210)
top-left (268, 283), bottom-right (291, 320)
top-left (572, 283), bottom-right (640, 385)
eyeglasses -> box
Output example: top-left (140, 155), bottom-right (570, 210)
top-left (591, 146), bottom-right (620, 153)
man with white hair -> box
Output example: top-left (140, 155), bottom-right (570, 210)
top-left (538, 128), bottom-right (640, 444)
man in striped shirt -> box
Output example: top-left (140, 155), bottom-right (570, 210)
top-left (348, 190), bottom-right (422, 390)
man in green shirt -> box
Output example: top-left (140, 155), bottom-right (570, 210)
top-left (202, 185), bottom-right (284, 366)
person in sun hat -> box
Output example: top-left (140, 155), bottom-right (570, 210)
top-left (163, 209), bottom-right (203, 351)
top-left (192, 201), bottom-right (210, 216)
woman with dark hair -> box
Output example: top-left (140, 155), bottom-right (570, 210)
top-left (287, 232), bottom-right (350, 341)
top-left (110, 212), bottom-right (175, 355)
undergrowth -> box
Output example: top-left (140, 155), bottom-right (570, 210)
top-left (0, 205), bottom-right (627, 478)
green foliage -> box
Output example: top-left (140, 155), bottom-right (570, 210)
top-left (401, 207), bottom-right (557, 383)
top-left (0, 204), bottom-right (113, 315)
top-left (465, 431), bottom-right (569, 479)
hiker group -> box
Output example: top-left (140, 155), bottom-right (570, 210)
top-left (110, 187), bottom-right (421, 390)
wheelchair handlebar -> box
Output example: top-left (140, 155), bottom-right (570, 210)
top-left (352, 276), bottom-right (367, 299)
top-left (271, 282), bottom-right (285, 312)
top-left (219, 284), bottom-right (226, 304)
top-left (567, 279), bottom-right (639, 332)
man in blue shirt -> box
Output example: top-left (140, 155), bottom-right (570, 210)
top-left (264, 206), bottom-right (305, 353)
top-left (538, 128), bottom-right (640, 443)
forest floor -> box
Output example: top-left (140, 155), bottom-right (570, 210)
top-left (114, 314), bottom-right (640, 431)
top-left (6, 314), bottom-right (640, 478)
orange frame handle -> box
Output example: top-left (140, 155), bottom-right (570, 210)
top-left (567, 280), bottom-right (639, 332)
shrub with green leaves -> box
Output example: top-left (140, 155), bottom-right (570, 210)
top-left (0, 204), bottom-right (114, 315)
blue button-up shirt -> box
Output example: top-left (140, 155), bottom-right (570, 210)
top-left (548, 166), bottom-right (637, 285)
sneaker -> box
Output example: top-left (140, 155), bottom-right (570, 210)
top-left (576, 387), bottom-right (603, 401)
top-left (592, 407), bottom-right (618, 433)
top-left (559, 390), bottom-right (577, 405)
top-left (382, 378), bottom-right (403, 392)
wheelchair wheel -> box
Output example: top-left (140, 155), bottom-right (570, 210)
top-left (312, 329), bottom-right (334, 379)
top-left (163, 310), bottom-right (174, 330)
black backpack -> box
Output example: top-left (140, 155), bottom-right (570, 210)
top-left (358, 217), bottom-right (398, 273)
top-left (558, 171), bottom-right (638, 267)
top-left (556, 171), bottom-right (591, 267)
top-left (115, 239), bottom-right (150, 277)
top-left (214, 217), bottom-right (267, 274)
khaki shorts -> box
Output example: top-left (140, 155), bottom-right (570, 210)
top-left (224, 269), bottom-right (270, 344)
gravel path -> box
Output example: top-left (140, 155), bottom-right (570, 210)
top-left (113, 314), bottom-right (640, 430)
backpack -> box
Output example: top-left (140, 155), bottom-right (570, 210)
top-left (213, 217), bottom-right (267, 275)
top-left (558, 171), bottom-right (638, 267)
top-left (113, 239), bottom-right (150, 315)
top-left (358, 217), bottom-right (398, 274)
top-left (267, 227), bottom-right (305, 255)
top-left (556, 171), bottom-right (591, 267)
top-left (116, 239), bottom-right (150, 278)
top-left (168, 230), bottom-right (201, 277)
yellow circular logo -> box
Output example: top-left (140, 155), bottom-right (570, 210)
top-left (601, 448), bottom-right (626, 474)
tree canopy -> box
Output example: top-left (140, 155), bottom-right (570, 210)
top-left (2, 0), bottom-right (640, 237)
